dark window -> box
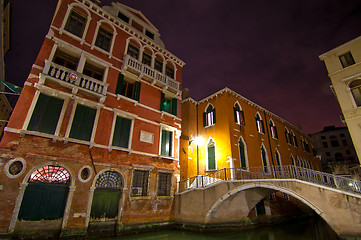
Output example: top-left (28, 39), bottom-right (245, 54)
top-left (53, 49), bottom-right (79, 70)
top-left (326, 152), bottom-right (331, 156)
top-left (117, 11), bottom-right (129, 23)
top-left (95, 26), bottom-right (113, 51)
top-left (165, 65), bottom-right (174, 79)
top-left (203, 105), bottom-right (216, 127)
top-left (27, 93), bottom-right (64, 135)
top-left (83, 62), bottom-right (104, 81)
top-left (346, 150), bottom-right (351, 155)
top-left (234, 104), bottom-right (245, 125)
top-left (69, 104), bottom-right (96, 142)
top-left (335, 153), bottom-right (343, 162)
top-left (255, 114), bottom-right (264, 133)
top-left (115, 74), bottom-right (141, 101)
top-left (349, 80), bottom-right (361, 107)
top-left (239, 139), bottom-right (247, 170)
top-left (323, 142), bottom-right (328, 148)
top-left (160, 92), bottom-right (177, 116)
top-left (261, 146), bottom-right (269, 173)
top-left (157, 172), bottom-right (172, 196)
top-left (339, 52), bottom-right (355, 68)
top-left (331, 140), bottom-right (340, 147)
top-left (154, 58), bottom-right (163, 72)
top-left (142, 51), bottom-right (152, 66)
top-left (145, 30), bottom-right (154, 39)
top-left (131, 170), bottom-right (149, 197)
top-left (293, 134), bottom-right (298, 147)
top-left (321, 136), bottom-right (326, 140)
top-left (207, 140), bottom-right (216, 170)
top-left (64, 10), bottom-right (86, 38)
top-left (340, 133), bottom-right (345, 138)
top-left (342, 139), bottom-right (348, 146)
top-left (285, 129), bottom-right (290, 144)
top-left (127, 44), bottom-right (139, 59)
top-left (275, 151), bottom-right (281, 166)
top-left (270, 121), bottom-right (278, 139)
top-left (112, 116), bottom-right (131, 148)
top-left (160, 129), bottom-right (173, 157)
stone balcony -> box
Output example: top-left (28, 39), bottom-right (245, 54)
top-left (41, 60), bottom-right (109, 99)
top-left (122, 54), bottom-right (180, 94)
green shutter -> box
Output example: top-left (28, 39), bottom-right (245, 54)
top-left (115, 73), bottom-right (124, 95)
top-left (112, 116), bottom-right (131, 148)
top-left (239, 140), bottom-right (246, 169)
top-left (69, 104), bottom-right (96, 141)
top-left (233, 107), bottom-right (237, 123)
top-left (160, 92), bottom-right (165, 111)
top-left (134, 81), bottom-right (141, 101)
top-left (27, 93), bottom-right (64, 134)
top-left (212, 108), bottom-right (216, 124)
top-left (208, 145), bottom-right (215, 170)
top-left (203, 112), bottom-right (207, 127)
top-left (161, 130), bottom-right (172, 156)
top-left (90, 188), bottom-right (121, 219)
top-left (171, 98), bottom-right (177, 116)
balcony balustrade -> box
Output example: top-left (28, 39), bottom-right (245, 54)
top-left (42, 60), bottom-right (108, 96)
top-left (123, 54), bottom-right (180, 92)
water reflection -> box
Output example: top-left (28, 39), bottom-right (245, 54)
top-left (103, 217), bottom-right (339, 240)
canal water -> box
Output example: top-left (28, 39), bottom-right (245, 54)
top-left (103, 217), bottom-right (344, 240)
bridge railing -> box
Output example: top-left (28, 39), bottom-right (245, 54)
top-left (178, 165), bottom-right (361, 195)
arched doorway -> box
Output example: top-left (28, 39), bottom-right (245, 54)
top-left (90, 171), bottom-right (123, 220)
top-left (18, 165), bottom-right (70, 221)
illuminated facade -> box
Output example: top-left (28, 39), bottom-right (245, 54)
top-left (180, 88), bottom-right (320, 180)
top-left (319, 36), bottom-right (361, 164)
top-left (0, 0), bottom-right (183, 237)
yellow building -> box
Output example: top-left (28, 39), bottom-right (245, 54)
top-left (319, 36), bottom-right (361, 164)
top-left (180, 88), bottom-right (320, 180)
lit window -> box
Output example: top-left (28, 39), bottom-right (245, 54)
top-left (131, 170), bottom-right (149, 197)
top-left (234, 104), bottom-right (245, 125)
top-left (203, 105), bottom-right (216, 127)
top-left (29, 165), bottom-right (70, 184)
top-left (53, 49), bottom-right (79, 70)
top-left (349, 80), bottom-right (361, 107)
top-left (95, 26), bottom-right (113, 52)
top-left (64, 10), bottom-right (86, 38)
top-left (157, 172), bottom-right (172, 196)
top-left (339, 52), bottom-right (355, 68)
top-left (255, 113), bottom-right (264, 133)
top-left (269, 120), bottom-right (278, 139)
top-left (160, 93), bottom-right (177, 116)
top-left (160, 129), bottom-right (173, 157)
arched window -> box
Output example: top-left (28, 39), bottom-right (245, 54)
top-left (275, 149), bottom-right (281, 167)
top-left (154, 54), bottom-right (164, 73)
top-left (350, 80), bottom-right (361, 107)
top-left (203, 104), bottom-right (216, 127)
top-left (255, 113), bottom-right (264, 133)
top-left (207, 139), bottom-right (216, 170)
top-left (126, 39), bottom-right (141, 60)
top-left (290, 155), bottom-right (295, 165)
top-left (238, 138), bottom-right (248, 170)
top-left (165, 61), bottom-right (175, 79)
top-left (61, 4), bottom-right (91, 42)
top-left (261, 145), bottom-right (269, 173)
top-left (29, 165), bottom-right (70, 184)
top-left (234, 103), bottom-right (245, 125)
top-left (141, 47), bottom-right (153, 67)
top-left (94, 22), bottom-right (115, 52)
top-left (269, 120), bottom-right (278, 139)
top-left (292, 132), bottom-right (298, 147)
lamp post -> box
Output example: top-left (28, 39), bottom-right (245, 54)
top-left (194, 136), bottom-right (204, 176)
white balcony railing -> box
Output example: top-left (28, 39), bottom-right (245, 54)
top-left (43, 60), bottom-right (108, 96)
top-left (123, 55), bottom-right (180, 91)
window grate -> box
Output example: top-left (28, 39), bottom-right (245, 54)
top-left (29, 165), bottom-right (70, 184)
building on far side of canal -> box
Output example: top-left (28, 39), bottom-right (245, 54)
top-left (180, 88), bottom-right (320, 180)
top-left (0, 0), bottom-right (184, 237)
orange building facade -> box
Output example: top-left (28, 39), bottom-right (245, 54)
top-left (0, 0), bottom-right (183, 237)
top-left (180, 88), bottom-right (320, 180)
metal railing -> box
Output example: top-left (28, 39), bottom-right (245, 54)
top-left (178, 165), bottom-right (361, 195)
top-left (123, 55), bottom-right (180, 91)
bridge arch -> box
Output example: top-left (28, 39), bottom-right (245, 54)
top-left (204, 182), bottom-right (334, 230)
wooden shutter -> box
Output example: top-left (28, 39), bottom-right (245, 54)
top-left (171, 98), bottom-right (177, 116)
top-left (112, 116), bottom-right (131, 148)
top-left (233, 107), bottom-right (237, 123)
top-left (160, 92), bottom-right (165, 111)
top-left (212, 108), bottom-right (216, 124)
top-left (208, 145), bottom-right (216, 170)
top-left (27, 93), bottom-right (64, 134)
top-left (115, 73), bottom-right (124, 95)
top-left (134, 81), bottom-right (141, 101)
top-left (69, 105), bottom-right (96, 141)
top-left (90, 188), bottom-right (121, 219)
top-left (239, 140), bottom-right (247, 169)
top-left (203, 112), bottom-right (207, 127)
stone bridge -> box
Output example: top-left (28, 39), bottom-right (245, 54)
top-left (175, 166), bottom-right (361, 238)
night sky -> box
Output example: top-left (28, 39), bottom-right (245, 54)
top-left (5, 0), bottom-right (361, 134)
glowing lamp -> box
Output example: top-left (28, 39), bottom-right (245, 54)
top-left (194, 136), bottom-right (204, 146)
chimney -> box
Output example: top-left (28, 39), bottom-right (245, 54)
top-left (182, 88), bottom-right (189, 100)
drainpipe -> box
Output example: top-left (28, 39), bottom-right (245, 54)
top-left (263, 110), bottom-right (275, 175)
top-left (196, 102), bottom-right (199, 176)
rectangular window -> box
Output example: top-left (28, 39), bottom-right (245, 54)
top-left (131, 170), bottom-right (149, 197)
top-left (160, 129), bottom-right (173, 157)
top-left (117, 11), bottom-right (129, 23)
top-left (157, 172), bottom-right (172, 196)
top-left (145, 30), bottom-right (154, 40)
top-left (95, 26), bottom-right (113, 52)
top-left (64, 10), bottom-right (86, 38)
top-left (160, 93), bottom-right (177, 115)
top-left (69, 104), bottom-right (96, 142)
top-left (339, 52), bottom-right (355, 68)
top-left (112, 116), bottom-right (131, 148)
top-left (53, 49), bottom-right (79, 70)
top-left (323, 142), bottom-right (328, 148)
top-left (27, 93), bottom-right (64, 135)
top-left (83, 62), bottom-right (104, 81)
top-left (115, 74), bottom-right (141, 101)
